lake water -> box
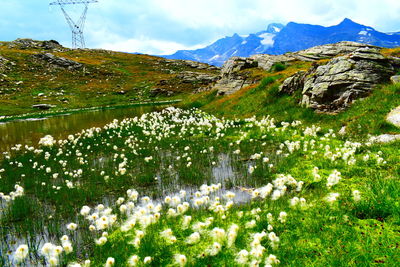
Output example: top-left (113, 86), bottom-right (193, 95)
top-left (0, 106), bottom-right (158, 154)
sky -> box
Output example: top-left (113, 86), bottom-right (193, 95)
top-left (1, 0), bottom-right (400, 55)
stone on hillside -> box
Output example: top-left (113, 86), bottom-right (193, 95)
top-left (8, 39), bottom-right (66, 51)
top-left (391, 75), bottom-right (400, 84)
top-left (176, 71), bottom-right (219, 84)
top-left (32, 104), bottom-right (56, 110)
top-left (300, 47), bottom-right (395, 112)
top-left (279, 70), bottom-right (307, 95)
top-left (387, 106), bottom-right (400, 128)
top-left (369, 134), bottom-right (400, 144)
top-left (213, 57), bottom-right (259, 95)
top-left (34, 53), bottom-right (82, 70)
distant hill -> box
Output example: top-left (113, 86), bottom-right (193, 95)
top-left (163, 18), bottom-right (400, 66)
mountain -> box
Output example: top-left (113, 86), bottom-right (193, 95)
top-left (163, 19), bottom-right (400, 66)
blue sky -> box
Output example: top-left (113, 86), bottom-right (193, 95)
top-left (1, 0), bottom-right (400, 55)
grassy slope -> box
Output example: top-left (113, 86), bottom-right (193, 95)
top-left (182, 48), bottom-right (400, 138)
top-left (0, 41), bottom-right (219, 116)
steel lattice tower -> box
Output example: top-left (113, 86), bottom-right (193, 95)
top-left (50, 0), bottom-right (98, 49)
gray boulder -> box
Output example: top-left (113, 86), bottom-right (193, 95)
top-left (299, 47), bottom-right (395, 112)
top-left (34, 53), bottom-right (82, 70)
top-left (391, 75), bottom-right (400, 84)
top-left (213, 57), bottom-right (259, 95)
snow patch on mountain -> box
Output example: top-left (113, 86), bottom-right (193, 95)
top-left (258, 33), bottom-right (275, 46)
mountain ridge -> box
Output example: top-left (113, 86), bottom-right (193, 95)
top-left (163, 18), bottom-right (400, 66)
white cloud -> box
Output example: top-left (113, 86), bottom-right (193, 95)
top-left (97, 36), bottom-right (205, 55)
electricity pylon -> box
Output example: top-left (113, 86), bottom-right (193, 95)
top-left (50, 0), bottom-right (98, 49)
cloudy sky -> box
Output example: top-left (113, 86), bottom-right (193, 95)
top-left (1, 0), bottom-right (400, 55)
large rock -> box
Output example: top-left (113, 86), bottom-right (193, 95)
top-left (8, 39), bottom-right (66, 51)
top-left (391, 75), bottom-right (400, 84)
top-left (34, 53), bottom-right (82, 70)
top-left (387, 106), bottom-right (400, 128)
top-left (213, 41), bottom-right (379, 95)
top-left (176, 71), bottom-right (219, 84)
top-left (250, 41), bottom-right (377, 71)
top-left (299, 47), bottom-right (396, 111)
top-left (213, 57), bottom-right (259, 95)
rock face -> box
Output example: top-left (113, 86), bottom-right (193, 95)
top-left (300, 47), bottom-right (395, 111)
top-left (214, 41), bottom-right (383, 96)
top-left (391, 75), bottom-right (400, 84)
top-left (176, 71), bottom-right (219, 84)
top-left (34, 53), bottom-right (82, 70)
top-left (8, 39), bottom-right (66, 51)
top-left (212, 41), bottom-right (399, 110)
top-left (213, 57), bottom-right (259, 95)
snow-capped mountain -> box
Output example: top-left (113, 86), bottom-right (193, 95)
top-left (163, 19), bottom-right (400, 66)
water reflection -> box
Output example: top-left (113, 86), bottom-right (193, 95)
top-left (0, 107), bottom-right (156, 154)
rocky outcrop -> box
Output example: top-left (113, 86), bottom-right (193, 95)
top-left (0, 56), bottom-right (15, 72)
top-left (8, 39), bottom-right (66, 51)
top-left (251, 41), bottom-right (377, 71)
top-left (300, 47), bottom-right (395, 111)
top-left (214, 41), bottom-right (382, 96)
top-left (176, 71), bottom-right (219, 84)
top-left (34, 53), bottom-right (82, 70)
top-left (213, 57), bottom-right (259, 95)
top-left (279, 70), bottom-right (308, 95)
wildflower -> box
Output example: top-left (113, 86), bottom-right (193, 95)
top-left (327, 170), bottom-right (341, 188)
top-left (49, 256), bottom-right (59, 266)
top-left (207, 242), bottom-right (222, 256)
top-left (325, 192), bottom-right (340, 204)
top-left (236, 249), bottom-right (249, 264)
top-left (227, 224), bottom-right (239, 247)
top-left (143, 256), bottom-right (152, 264)
top-left (186, 232), bottom-right (201, 244)
top-left (278, 211), bottom-right (287, 223)
top-left (265, 254), bottom-right (280, 265)
top-left (174, 254), bottom-right (187, 266)
top-left (14, 244), bottom-right (29, 263)
top-left (105, 257), bottom-right (115, 267)
top-left (67, 222), bottom-right (77, 231)
top-left (352, 190), bottom-right (361, 202)
top-left (95, 236), bottom-right (107, 246)
top-left (211, 227), bottom-right (226, 242)
top-left (127, 255), bottom-right (139, 266)
top-left (245, 220), bottom-right (256, 229)
top-left (41, 243), bottom-right (54, 256)
top-left (80, 206), bottom-right (91, 216)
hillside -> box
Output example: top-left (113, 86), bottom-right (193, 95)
top-left (0, 39), bottom-right (219, 116)
top-left (1, 39), bottom-right (400, 266)
top-left (164, 18), bottom-right (400, 66)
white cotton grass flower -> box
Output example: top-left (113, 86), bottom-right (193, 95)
top-left (128, 255), bottom-right (140, 266)
top-left (105, 257), bottom-right (115, 267)
top-left (143, 256), bottom-right (152, 264)
top-left (227, 224), bottom-right (239, 247)
top-left (236, 249), bottom-right (249, 264)
top-left (207, 242), bottom-right (222, 256)
top-left (67, 222), bottom-right (78, 231)
top-left (174, 254), bottom-right (188, 266)
top-left (49, 256), bottom-right (59, 266)
top-left (325, 192), bottom-right (340, 204)
top-left (278, 211), bottom-right (287, 223)
top-left (14, 244), bottom-right (29, 263)
top-left (80, 205), bottom-right (91, 216)
top-left (326, 170), bottom-right (342, 188)
top-left (352, 190), bottom-right (361, 202)
top-left (265, 254), bottom-right (280, 265)
top-left (186, 232), bottom-right (201, 244)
